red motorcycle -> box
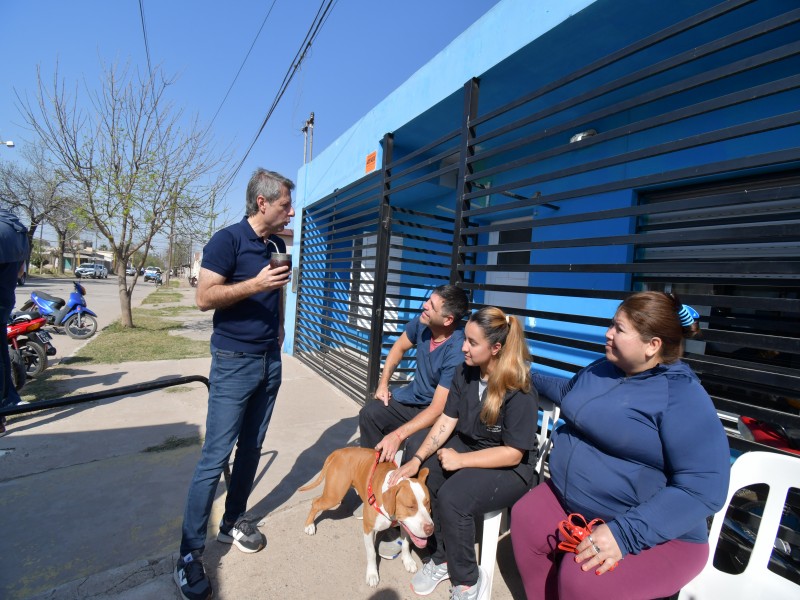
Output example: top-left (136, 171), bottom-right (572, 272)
top-left (6, 314), bottom-right (55, 377)
top-left (738, 415), bottom-right (800, 456)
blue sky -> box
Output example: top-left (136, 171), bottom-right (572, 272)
top-left (0, 0), bottom-right (499, 250)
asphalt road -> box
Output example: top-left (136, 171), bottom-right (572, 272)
top-left (13, 275), bottom-right (155, 361)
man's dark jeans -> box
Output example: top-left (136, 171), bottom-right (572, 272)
top-left (180, 343), bottom-right (282, 555)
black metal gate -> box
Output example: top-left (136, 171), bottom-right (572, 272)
top-left (294, 0), bottom-right (800, 438)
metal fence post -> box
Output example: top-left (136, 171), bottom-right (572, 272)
top-left (451, 77), bottom-right (480, 288)
top-left (365, 133), bottom-right (394, 403)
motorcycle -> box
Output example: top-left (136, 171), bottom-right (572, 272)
top-left (6, 314), bottom-right (55, 377)
top-left (8, 346), bottom-right (26, 391)
top-left (20, 281), bottom-right (99, 340)
top-left (737, 415), bottom-right (800, 456)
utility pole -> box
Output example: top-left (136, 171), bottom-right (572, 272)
top-left (302, 112), bottom-right (315, 164)
top-left (165, 183), bottom-right (179, 285)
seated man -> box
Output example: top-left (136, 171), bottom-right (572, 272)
top-left (358, 284), bottom-right (469, 557)
top-left (360, 284), bottom-right (469, 463)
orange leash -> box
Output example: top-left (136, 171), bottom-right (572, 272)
top-left (556, 513), bottom-right (605, 553)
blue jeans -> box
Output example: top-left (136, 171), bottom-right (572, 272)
top-left (1, 303), bottom-right (22, 410)
top-left (180, 343), bottom-right (282, 555)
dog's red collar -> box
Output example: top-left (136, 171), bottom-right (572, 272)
top-left (367, 450), bottom-right (398, 524)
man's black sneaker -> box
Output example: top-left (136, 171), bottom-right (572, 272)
top-left (174, 551), bottom-right (212, 600)
top-left (217, 517), bottom-right (266, 553)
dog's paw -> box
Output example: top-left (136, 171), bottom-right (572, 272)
top-left (366, 570), bottom-right (380, 587)
top-left (403, 555), bottom-right (417, 573)
top-left (304, 524), bottom-right (316, 536)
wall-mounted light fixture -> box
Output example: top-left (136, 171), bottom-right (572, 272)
top-left (569, 129), bottom-right (597, 144)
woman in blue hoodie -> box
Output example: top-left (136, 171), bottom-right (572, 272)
top-left (511, 291), bottom-right (730, 600)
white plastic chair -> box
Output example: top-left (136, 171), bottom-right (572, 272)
top-left (480, 397), bottom-right (561, 598)
top-left (678, 450), bottom-right (800, 599)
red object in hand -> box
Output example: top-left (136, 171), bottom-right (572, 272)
top-left (557, 513), bottom-right (605, 553)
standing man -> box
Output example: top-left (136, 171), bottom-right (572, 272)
top-left (360, 283), bottom-right (469, 462)
top-left (174, 169), bottom-right (294, 600)
top-left (0, 208), bottom-right (29, 434)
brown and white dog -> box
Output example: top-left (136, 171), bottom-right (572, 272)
top-left (299, 447), bottom-right (434, 587)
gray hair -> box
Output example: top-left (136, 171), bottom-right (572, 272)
top-left (245, 168), bottom-right (295, 216)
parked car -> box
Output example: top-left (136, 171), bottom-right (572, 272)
top-left (143, 267), bottom-right (162, 283)
top-left (125, 266), bottom-right (137, 276)
top-left (75, 263), bottom-right (108, 279)
top-left (17, 265), bottom-right (27, 286)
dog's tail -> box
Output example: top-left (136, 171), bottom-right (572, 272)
top-left (297, 452), bottom-right (335, 492)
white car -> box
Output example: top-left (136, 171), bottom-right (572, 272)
top-left (75, 263), bottom-right (108, 279)
top-left (143, 267), bottom-right (162, 283)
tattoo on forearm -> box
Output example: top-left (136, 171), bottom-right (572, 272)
top-left (427, 423), bottom-right (448, 454)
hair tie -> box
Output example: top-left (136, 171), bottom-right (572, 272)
top-left (677, 304), bottom-right (699, 327)
top-left (505, 314), bottom-right (510, 325)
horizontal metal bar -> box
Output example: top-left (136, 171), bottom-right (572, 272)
top-left (463, 146), bottom-right (800, 214)
top-left (531, 181), bottom-right (800, 229)
top-left (701, 329), bottom-right (800, 354)
top-left (460, 261), bottom-right (800, 274)
top-left (712, 396), bottom-right (800, 430)
top-left (687, 356), bottom-right (799, 388)
top-left (464, 222), bottom-right (800, 253)
top-left (385, 127), bottom-right (460, 172)
top-left (470, 0), bottom-right (755, 127)
top-left (471, 110), bottom-right (800, 199)
top-left (470, 73), bottom-right (800, 177)
top-left (472, 12), bottom-right (800, 149)
top-left (0, 375), bottom-right (210, 417)
top-left (304, 173), bottom-right (382, 213)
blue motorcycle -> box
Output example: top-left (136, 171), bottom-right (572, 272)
top-left (20, 281), bottom-right (99, 340)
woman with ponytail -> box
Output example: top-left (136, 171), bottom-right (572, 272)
top-left (511, 291), bottom-right (730, 600)
top-left (390, 307), bottom-right (539, 600)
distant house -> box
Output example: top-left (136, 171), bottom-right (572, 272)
top-left (285, 0), bottom-right (800, 449)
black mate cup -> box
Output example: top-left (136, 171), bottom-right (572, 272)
top-left (269, 252), bottom-right (292, 271)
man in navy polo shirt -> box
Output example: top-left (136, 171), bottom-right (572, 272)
top-left (0, 208), bottom-right (29, 434)
top-left (174, 168), bottom-right (294, 600)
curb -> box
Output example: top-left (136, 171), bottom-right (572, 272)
top-left (27, 554), bottom-right (176, 600)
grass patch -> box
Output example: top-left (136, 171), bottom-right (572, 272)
top-left (141, 290), bottom-right (183, 304)
top-left (74, 327), bottom-right (209, 363)
top-left (19, 370), bottom-right (78, 403)
top-left (143, 435), bottom-right (202, 453)
top-left (165, 386), bottom-right (193, 394)
top-left (73, 291), bottom-right (209, 363)
top-left (137, 305), bottom-right (198, 318)
top-left (18, 285), bottom-right (209, 402)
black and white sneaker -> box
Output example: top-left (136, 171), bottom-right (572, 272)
top-left (217, 517), bottom-right (266, 553)
top-left (174, 551), bottom-right (212, 600)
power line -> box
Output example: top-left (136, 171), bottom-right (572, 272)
top-left (138, 0), bottom-right (154, 78)
top-left (222, 0), bottom-right (337, 194)
top-left (208, 0), bottom-right (280, 129)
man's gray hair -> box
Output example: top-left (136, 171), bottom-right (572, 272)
top-left (245, 168), bottom-right (295, 217)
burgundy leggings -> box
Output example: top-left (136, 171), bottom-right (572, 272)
top-left (510, 481), bottom-right (709, 600)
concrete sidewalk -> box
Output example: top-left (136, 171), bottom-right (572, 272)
top-left (0, 284), bottom-right (524, 600)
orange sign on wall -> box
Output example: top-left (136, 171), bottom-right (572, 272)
top-left (365, 151), bottom-right (377, 173)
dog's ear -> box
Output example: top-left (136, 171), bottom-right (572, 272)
top-left (382, 484), bottom-right (399, 517)
top-left (416, 467), bottom-right (430, 485)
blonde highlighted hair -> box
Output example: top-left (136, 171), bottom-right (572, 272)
top-left (468, 307), bottom-right (532, 426)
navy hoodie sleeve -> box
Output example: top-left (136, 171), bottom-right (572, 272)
top-left (606, 373), bottom-right (731, 555)
top-left (531, 370), bottom-right (577, 406)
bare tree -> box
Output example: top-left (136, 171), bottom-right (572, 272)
top-left (18, 62), bottom-right (231, 327)
top-left (0, 141), bottom-right (66, 263)
top-left (46, 193), bottom-right (90, 274)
